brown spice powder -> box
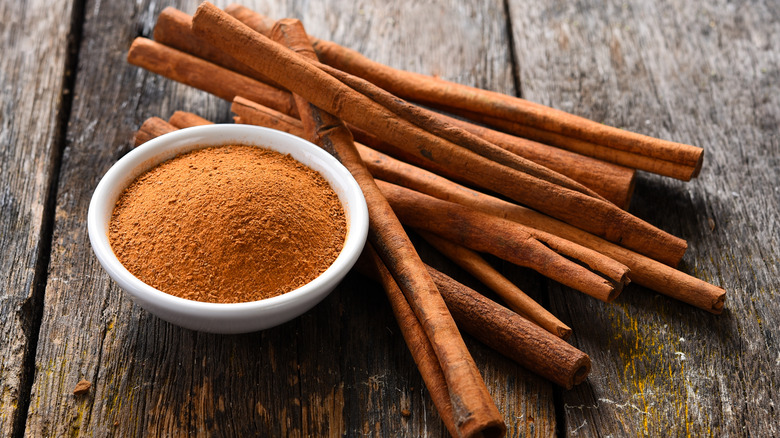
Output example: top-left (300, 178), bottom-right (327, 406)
top-left (109, 144), bottom-right (347, 303)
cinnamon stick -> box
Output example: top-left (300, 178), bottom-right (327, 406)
top-left (356, 143), bottom-right (725, 313)
top-left (377, 180), bottom-right (629, 302)
top-left (231, 97), bottom-right (300, 133)
top-left (269, 17), bottom-right (504, 437)
top-left (420, 232), bottom-right (572, 340)
top-left (357, 246), bottom-right (458, 436)
top-left (126, 37), bottom-right (298, 117)
top-left (434, 112), bottom-right (637, 208)
top-left (308, 37), bottom-right (704, 180)
top-left (449, 109), bottom-right (702, 181)
top-left (188, 7), bottom-right (687, 266)
top-left (168, 110), bottom-right (213, 128)
top-left (426, 267), bottom-right (591, 389)
top-left (134, 117), bottom-right (177, 146)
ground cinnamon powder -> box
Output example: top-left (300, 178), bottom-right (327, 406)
top-left (108, 144), bottom-right (347, 303)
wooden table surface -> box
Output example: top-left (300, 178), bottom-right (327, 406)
top-left (2, 0), bottom-right (778, 436)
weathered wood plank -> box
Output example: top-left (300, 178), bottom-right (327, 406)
top-left (0, 0), bottom-right (76, 435)
top-left (24, 0), bottom-right (555, 436)
top-left (507, 0), bottom-right (780, 435)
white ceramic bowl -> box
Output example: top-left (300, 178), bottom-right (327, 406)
top-left (88, 124), bottom-right (368, 333)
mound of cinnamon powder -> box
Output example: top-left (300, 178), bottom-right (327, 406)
top-left (109, 144), bottom-right (347, 303)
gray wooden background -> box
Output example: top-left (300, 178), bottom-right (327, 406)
top-left (1, 0), bottom-right (778, 436)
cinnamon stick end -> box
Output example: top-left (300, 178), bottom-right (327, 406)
top-left (126, 37), bottom-right (145, 64)
top-left (606, 287), bottom-right (622, 303)
top-left (708, 288), bottom-right (726, 314)
top-left (690, 149), bottom-right (705, 179)
top-left (621, 172), bottom-right (638, 210)
top-left (193, 2), bottom-right (222, 28)
top-left (481, 424), bottom-right (507, 438)
top-left (152, 7), bottom-right (184, 41)
top-left (605, 275), bottom-right (631, 303)
top-left (134, 117), bottom-right (177, 147)
top-left (459, 418), bottom-right (506, 438)
top-left (168, 111), bottom-right (213, 128)
top-left (588, 280), bottom-right (622, 303)
top-left (661, 239), bottom-right (688, 269)
top-left (558, 326), bottom-right (573, 341)
top-left (569, 357), bottom-right (592, 389)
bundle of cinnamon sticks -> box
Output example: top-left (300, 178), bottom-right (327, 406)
top-left (126, 3), bottom-right (725, 436)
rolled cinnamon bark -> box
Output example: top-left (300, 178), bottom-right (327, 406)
top-left (224, 3), bottom-right (275, 35)
top-left (231, 97), bottom-right (300, 134)
top-left (426, 267), bottom-right (591, 390)
top-left (168, 110), bottom-right (213, 128)
top-left (449, 109), bottom-right (702, 181)
top-left (420, 232), bottom-right (572, 339)
top-left (126, 37), bottom-right (298, 117)
top-left (357, 246), bottom-right (459, 437)
top-left (134, 117), bottom-right (177, 146)
top-left (434, 112), bottom-right (637, 208)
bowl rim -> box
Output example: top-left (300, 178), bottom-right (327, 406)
top-left (87, 124), bottom-right (369, 315)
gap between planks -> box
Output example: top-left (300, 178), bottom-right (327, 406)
top-left (502, 0), bottom-right (524, 100)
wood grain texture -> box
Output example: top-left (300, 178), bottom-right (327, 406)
top-left (507, 0), bottom-right (780, 435)
top-left (22, 0), bottom-right (554, 436)
top-left (0, 0), bottom-right (75, 435)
